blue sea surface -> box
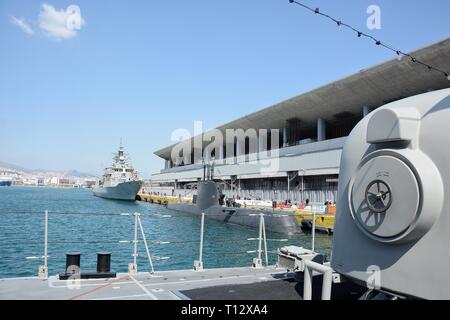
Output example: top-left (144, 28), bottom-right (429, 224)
top-left (0, 186), bottom-right (332, 278)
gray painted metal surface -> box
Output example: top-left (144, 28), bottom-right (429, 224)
top-left (93, 180), bottom-right (141, 201)
top-left (196, 181), bottom-right (219, 211)
top-left (0, 267), bottom-right (290, 300)
top-left (93, 144), bottom-right (142, 201)
top-left (168, 179), bottom-right (302, 233)
top-left (332, 88), bottom-right (450, 299)
top-left (168, 203), bottom-right (302, 234)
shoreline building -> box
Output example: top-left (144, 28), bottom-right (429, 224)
top-left (150, 38), bottom-right (450, 203)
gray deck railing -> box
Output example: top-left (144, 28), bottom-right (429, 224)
top-left (2, 208), bottom-right (337, 300)
top-left (19, 210), bottom-right (304, 279)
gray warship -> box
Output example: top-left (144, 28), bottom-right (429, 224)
top-left (93, 143), bottom-right (142, 201)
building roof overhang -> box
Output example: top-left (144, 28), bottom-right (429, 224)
top-left (155, 38), bottom-right (450, 160)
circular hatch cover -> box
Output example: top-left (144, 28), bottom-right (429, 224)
top-left (365, 180), bottom-right (392, 213)
top-left (350, 155), bottom-right (421, 240)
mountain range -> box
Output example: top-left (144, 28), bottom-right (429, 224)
top-left (0, 160), bottom-right (97, 178)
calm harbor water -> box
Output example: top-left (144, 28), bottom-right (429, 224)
top-left (0, 186), bottom-right (332, 278)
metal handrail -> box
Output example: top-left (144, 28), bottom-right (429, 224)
top-left (303, 260), bottom-right (333, 300)
top-left (12, 209), bottom-right (323, 279)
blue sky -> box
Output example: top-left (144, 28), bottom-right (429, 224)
top-left (1, 0), bottom-right (449, 178)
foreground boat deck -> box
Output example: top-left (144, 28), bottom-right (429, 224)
top-left (0, 267), bottom-right (290, 300)
top-left (0, 266), bottom-right (366, 300)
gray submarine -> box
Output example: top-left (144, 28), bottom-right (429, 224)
top-left (167, 163), bottom-right (303, 234)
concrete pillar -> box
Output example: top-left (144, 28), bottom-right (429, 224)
top-left (225, 140), bottom-right (234, 165)
top-left (193, 147), bottom-right (203, 164)
top-left (204, 147), bottom-right (211, 163)
top-left (215, 144), bottom-right (224, 164)
top-left (287, 174), bottom-right (290, 195)
top-left (183, 148), bottom-right (191, 165)
top-left (218, 144), bottom-right (224, 160)
top-left (256, 134), bottom-right (259, 160)
top-left (260, 130), bottom-right (268, 152)
top-left (236, 139), bottom-right (244, 163)
top-left (238, 178), bottom-right (241, 194)
top-left (257, 131), bottom-right (267, 159)
top-left (317, 118), bottom-right (326, 141)
top-left (363, 106), bottom-right (372, 117)
top-left (283, 127), bottom-right (288, 147)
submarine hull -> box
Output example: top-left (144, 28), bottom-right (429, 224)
top-left (167, 203), bottom-right (302, 234)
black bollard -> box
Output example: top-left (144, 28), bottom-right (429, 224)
top-left (65, 252), bottom-right (81, 274)
top-left (96, 252), bottom-right (111, 273)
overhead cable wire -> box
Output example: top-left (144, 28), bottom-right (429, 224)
top-left (289, 0), bottom-right (449, 80)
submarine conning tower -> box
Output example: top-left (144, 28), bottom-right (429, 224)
top-left (196, 161), bottom-right (220, 211)
top-left (196, 180), bottom-right (219, 211)
top-left (331, 88), bottom-right (450, 299)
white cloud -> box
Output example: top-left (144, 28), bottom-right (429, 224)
top-left (11, 16), bottom-right (34, 35)
top-left (38, 3), bottom-right (85, 40)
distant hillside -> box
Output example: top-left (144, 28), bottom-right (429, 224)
top-left (0, 160), bottom-right (97, 178)
top-left (0, 161), bottom-right (29, 173)
top-left (64, 169), bottom-right (96, 178)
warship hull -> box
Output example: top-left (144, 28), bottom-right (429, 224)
top-left (93, 180), bottom-right (141, 201)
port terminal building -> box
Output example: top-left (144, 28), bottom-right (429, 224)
top-left (149, 38), bottom-right (450, 203)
